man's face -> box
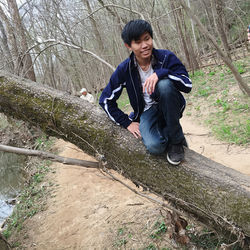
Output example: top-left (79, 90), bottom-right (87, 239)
top-left (82, 91), bottom-right (87, 96)
top-left (126, 32), bottom-right (153, 62)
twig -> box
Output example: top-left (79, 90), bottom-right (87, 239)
top-left (127, 203), bottom-right (144, 206)
top-left (151, 7), bottom-right (182, 22)
top-left (211, 143), bottom-right (230, 145)
top-left (184, 132), bottom-right (210, 136)
top-left (71, 132), bottom-right (97, 154)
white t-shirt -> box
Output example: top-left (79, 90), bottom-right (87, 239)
top-left (138, 64), bottom-right (156, 111)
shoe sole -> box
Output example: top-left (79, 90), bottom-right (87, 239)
top-left (167, 154), bottom-right (181, 166)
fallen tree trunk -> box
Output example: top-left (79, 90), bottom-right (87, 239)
top-left (0, 71), bottom-right (250, 241)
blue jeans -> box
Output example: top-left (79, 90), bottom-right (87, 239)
top-left (139, 79), bottom-right (185, 155)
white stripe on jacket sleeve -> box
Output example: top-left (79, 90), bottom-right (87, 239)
top-left (103, 84), bottom-right (124, 125)
top-left (168, 74), bottom-right (192, 88)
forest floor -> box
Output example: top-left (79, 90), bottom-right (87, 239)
top-left (4, 53), bottom-right (250, 249)
top-left (7, 112), bottom-right (250, 250)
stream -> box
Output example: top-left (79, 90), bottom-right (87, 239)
top-left (0, 151), bottom-right (27, 225)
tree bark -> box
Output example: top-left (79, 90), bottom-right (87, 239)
top-left (0, 71), bottom-right (250, 242)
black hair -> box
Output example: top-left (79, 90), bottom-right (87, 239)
top-left (121, 19), bottom-right (153, 46)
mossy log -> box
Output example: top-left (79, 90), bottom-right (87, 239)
top-left (0, 71), bottom-right (250, 240)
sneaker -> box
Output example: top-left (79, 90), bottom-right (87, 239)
top-left (167, 143), bottom-right (184, 165)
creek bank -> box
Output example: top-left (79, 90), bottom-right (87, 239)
top-left (0, 113), bottom-right (42, 148)
top-left (0, 113), bottom-right (45, 247)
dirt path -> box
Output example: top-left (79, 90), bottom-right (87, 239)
top-left (21, 140), bottom-right (177, 249)
top-left (181, 115), bottom-right (250, 176)
top-left (19, 116), bottom-right (250, 249)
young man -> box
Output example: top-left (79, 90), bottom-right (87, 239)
top-left (99, 20), bottom-right (192, 165)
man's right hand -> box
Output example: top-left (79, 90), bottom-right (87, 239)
top-left (127, 122), bottom-right (141, 138)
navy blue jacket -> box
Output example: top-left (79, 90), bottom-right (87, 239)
top-left (99, 48), bottom-right (192, 128)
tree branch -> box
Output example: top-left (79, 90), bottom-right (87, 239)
top-left (26, 39), bottom-right (116, 72)
top-left (74, 3), bottom-right (145, 28)
top-left (0, 144), bottom-right (99, 168)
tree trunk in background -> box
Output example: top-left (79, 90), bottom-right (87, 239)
top-left (186, 0), bottom-right (198, 52)
top-left (170, 1), bottom-right (191, 69)
top-left (185, 34), bottom-right (200, 72)
top-left (82, 0), bottom-right (105, 52)
top-left (0, 6), bottom-right (19, 74)
top-left (0, 71), bottom-right (250, 243)
top-left (234, 1), bottom-right (250, 53)
top-left (97, 0), bottom-right (125, 32)
top-left (48, 56), bottom-right (57, 89)
top-left (180, 4), bottom-right (200, 71)
top-left (200, 0), bottom-right (214, 32)
top-left (7, 0), bottom-right (36, 81)
top-left (0, 20), bottom-right (14, 72)
top-left (211, 0), bottom-right (231, 60)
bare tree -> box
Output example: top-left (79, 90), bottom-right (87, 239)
top-left (170, 1), bottom-right (191, 68)
top-left (177, 0), bottom-right (250, 96)
top-left (187, 0), bottom-right (198, 52)
top-left (81, 0), bottom-right (105, 52)
top-left (211, 0), bottom-right (231, 59)
top-left (7, 0), bottom-right (36, 81)
top-left (0, 5), bottom-right (19, 73)
top-left (0, 20), bottom-right (14, 72)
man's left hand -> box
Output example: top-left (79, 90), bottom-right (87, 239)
top-left (143, 73), bottom-right (159, 95)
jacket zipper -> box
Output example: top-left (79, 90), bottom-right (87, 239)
top-left (129, 60), bottom-right (140, 120)
top-left (129, 53), bottom-right (165, 120)
top-left (161, 55), bottom-right (166, 69)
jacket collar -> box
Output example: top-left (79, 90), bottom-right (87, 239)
top-left (129, 48), bottom-right (159, 70)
